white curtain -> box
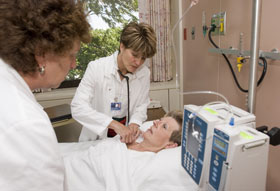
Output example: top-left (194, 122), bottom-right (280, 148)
top-left (139, 0), bottom-right (172, 82)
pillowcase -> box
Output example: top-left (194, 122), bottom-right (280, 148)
top-left (134, 146), bottom-right (197, 191)
top-left (135, 121), bottom-right (197, 190)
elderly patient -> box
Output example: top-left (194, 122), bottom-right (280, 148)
top-left (62, 111), bottom-right (185, 191)
top-left (127, 110), bottom-right (182, 152)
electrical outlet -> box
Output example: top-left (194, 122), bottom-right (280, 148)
top-left (211, 12), bottom-right (226, 36)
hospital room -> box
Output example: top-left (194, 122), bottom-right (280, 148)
top-left (0, 0), bottom-right (280, 190)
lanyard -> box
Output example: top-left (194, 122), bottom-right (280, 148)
top-left (118, 70), bottom-right (130, 123)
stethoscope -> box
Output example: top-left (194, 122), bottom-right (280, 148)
top-left (118, 70), bottom-right (130, 124)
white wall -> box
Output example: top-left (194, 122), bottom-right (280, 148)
top-left (35, 83), bottom-right (180, 112)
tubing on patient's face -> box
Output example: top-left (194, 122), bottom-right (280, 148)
top-left (143, 117), bottom-right (180, 149)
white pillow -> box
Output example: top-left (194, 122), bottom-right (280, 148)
top-left (135, 146), bottom-right (197, 191)
top-left (134, 121), bottom-right (197, 190)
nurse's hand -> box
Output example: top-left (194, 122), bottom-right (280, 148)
top-left (108, 120), bottom-right (134, 143)
top-left (128, 123), bottom-right (141, 140)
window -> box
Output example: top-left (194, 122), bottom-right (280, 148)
top-left (59, 0), bottom-right (139, 88)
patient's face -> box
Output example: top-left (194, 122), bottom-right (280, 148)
top-left (142, 117), bottom-right (180, 149)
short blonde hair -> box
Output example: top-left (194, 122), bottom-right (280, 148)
top-left (120, 22), bottom-right (157, 59)
top-left (165, 110), bottom-right (183, 146)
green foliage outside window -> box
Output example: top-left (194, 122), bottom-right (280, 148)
top-left (86, 0), bottom-right (138, 28)
top-left (65, 0), bottom-right (138, 81)
top-left (66, 28), bottom-right (121, 80)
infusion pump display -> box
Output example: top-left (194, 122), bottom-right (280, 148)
top-left (208, 129), bottom-right (229, 190)
top-left (181, 108), bottom-right (208, 185)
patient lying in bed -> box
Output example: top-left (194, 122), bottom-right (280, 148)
top-left (127, 110), bottom-right (182, 153)
top-left (61, 111), bottom-right (197, 191)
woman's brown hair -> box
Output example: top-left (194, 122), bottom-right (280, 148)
top-left (120, 22), bottom-right (157, 59)
top-left (165, 110), bottom-right (183, 146)
top-left (0, 0), bottom-right (91, 74)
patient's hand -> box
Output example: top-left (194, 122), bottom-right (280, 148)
top-left (108, 120), bottom-right (134, 143)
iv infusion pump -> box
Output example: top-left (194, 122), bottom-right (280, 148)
top-left (181, 103), bottom-right (269, 191)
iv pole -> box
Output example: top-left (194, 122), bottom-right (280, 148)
top-left (248, 0), bottom-right (262, 113)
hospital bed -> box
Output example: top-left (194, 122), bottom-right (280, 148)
top-left (59, 121), bottom-right (197, 191)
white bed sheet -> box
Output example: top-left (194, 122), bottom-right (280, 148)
top-left (60, 137), bottom-right (197, 191)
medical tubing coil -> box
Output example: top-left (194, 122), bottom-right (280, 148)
top-left (182, 91), bottom-right (234, 126)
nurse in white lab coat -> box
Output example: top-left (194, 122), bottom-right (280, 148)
top-left (0, 1), bottom-right (91, 190)
top-left (71, 22), bottom-right (157, 143)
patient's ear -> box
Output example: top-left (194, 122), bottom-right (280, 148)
top-left (164, 142), bottom-right (178, 149)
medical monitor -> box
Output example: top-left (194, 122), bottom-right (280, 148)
top-left (186, 120), bottom-right (200, 159)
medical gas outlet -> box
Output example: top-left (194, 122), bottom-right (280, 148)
top-left (211, 12), bottom-right (226, 36)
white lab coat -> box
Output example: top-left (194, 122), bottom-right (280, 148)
top-left (71, 52), bottom-right (150, 141)
top-left (0, 59), bottom-right (64, 191)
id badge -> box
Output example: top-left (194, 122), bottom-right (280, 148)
top-left (111, 102), bottom-right (121, 111)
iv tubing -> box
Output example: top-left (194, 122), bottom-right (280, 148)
top-left (182, 91), bottom-right (234, 124)
top-left (191, 101), bottom-right (232, 142)
top-left (184, 91), bottom-right (234, 144)
top-left (181, 91), bottom-right (230, 107)
top-left (172, 0), bottom-right (198, 89)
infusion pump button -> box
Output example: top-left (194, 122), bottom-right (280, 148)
top-left (214, 160), bottom-right (219, 166)
top-left (213, 167), bottom-right (218, 172)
